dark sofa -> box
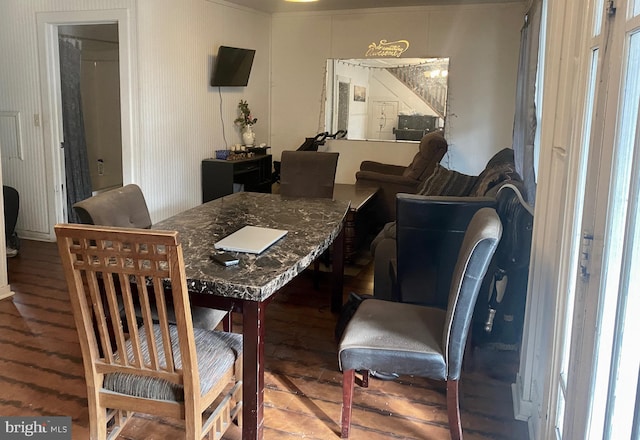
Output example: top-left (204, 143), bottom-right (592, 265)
top-left (369, 148), bottom-right (533, 347)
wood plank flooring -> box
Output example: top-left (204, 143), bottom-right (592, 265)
top-left (1, 239), bottom-right (528, 439)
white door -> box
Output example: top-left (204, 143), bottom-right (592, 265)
top-left (367, 100), bottom-right (398, 140)
top-left (552, 0), bottom-right (640, 437)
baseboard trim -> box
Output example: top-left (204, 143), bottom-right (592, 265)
top-left (512, 377), bottom-right (534, 422)
top-left (0, 284), bottom-right (14, 300)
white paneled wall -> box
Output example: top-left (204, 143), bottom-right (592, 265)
top-left (134, 0), bottom-right (271, 223)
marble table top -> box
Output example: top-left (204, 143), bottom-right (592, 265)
top-left (153, 192), bottom-right (350, 302)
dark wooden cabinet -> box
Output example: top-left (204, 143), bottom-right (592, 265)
top-left (201, 155), bottom-right (272, 203)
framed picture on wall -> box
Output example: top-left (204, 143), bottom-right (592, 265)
top-left (354, 85), bottom-right (366, 102)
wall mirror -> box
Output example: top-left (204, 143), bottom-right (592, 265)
top-left (324, 57), bottom-right (449, 142)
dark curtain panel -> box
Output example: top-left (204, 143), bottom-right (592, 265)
top-left (512, 1), bottom-right (542, 206)
top-left (59, 37), bottom-right (92, 223)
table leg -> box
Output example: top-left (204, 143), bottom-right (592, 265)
top-left (242, 300), bottom-right (266, 440)
top-left (343, 208), bottom-right (356, 263)
top-left (332, 225), bottom-right (345, 313)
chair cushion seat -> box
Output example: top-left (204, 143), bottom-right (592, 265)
top-left (338, 299), bottom-right (447, 379)
top-left (131, 301), bottom-right (228, 331)
top-left (104, 325), bottom-right (242, 401)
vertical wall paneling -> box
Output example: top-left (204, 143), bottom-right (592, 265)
top-left (135, 0), bottom-right (271, 223)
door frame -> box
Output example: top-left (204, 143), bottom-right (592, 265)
top-left (36, 8), bottom-right (138, 239)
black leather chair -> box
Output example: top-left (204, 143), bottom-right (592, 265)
top-left (370, 148), bottom-right (527, 309)
top-left (3, 185), bottom-right (20, 256)
top-left (394, 194), bottom-right (497, 308)
top-left (372, 183), bottom-right (533, 349)
top-left (337, 208), bottom-right (502, 439)
top-left (372, 194), bottom-right (495, 305)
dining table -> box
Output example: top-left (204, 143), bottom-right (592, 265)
top-left (153, 191), bottom-right (350, 440)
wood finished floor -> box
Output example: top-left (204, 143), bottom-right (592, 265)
top-left (1, 239), bottom-right (528, 439)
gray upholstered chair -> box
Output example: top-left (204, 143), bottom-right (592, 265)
top-left (55, 224), bottom-right (242, 439)
top-left (72, 184), bottom-right (230, 331)
top-left (337, 207), bottom-right (502, 439)
top-left (279, 151), bottom-right (339, 198)
top-left (73, 184), bottom-right (153, 229)
top-left (278, 150), bottom-right (339, 285)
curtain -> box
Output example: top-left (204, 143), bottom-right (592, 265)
top-left (512, 0), bottom-right (542, 206)
top-left (59, 36), bottom-right (92, 223)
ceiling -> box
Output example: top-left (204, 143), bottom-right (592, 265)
top-left (221, 0), bottom-right (517, 14)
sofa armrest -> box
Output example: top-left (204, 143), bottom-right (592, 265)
top-left (355, 171), bottom-right (423, 223)
top-left (359, 161), bottom-right (407, 176)
top-left (395, 194), bottom-right (497, 307)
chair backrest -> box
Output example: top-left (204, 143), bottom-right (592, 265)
top-left (73, 184), bottom-right (152, 229)
top-left (401, 131), bottom-right (448, 181)
top-left (442, 207), bottom-right (502, 380)
top-left (55, 224), bottom-right (201, 403)
top-left (396, 194), bottom-right (496, 307)
top-left (279, 151), bottom-right (339, 198)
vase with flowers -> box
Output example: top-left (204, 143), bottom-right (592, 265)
top-left (234, 99), bottom-right (258, 147)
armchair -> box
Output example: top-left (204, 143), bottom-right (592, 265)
top-left (355, 131), bottom-right (448, 224)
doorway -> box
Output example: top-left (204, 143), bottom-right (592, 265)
top-left (58, 24), bottom-right (123, 223)
top-left (36, 9), bottom-right (137, 239)
top-left (59, 24), bottom-right (123, 195)
top-left (367, 100), bottom-right (398, 141)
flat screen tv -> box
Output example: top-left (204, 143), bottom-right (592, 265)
top-left (211, 46), bottom-right (256, 87)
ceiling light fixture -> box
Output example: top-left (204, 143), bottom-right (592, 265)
top-left (285, 0), bottom-right (319, 3)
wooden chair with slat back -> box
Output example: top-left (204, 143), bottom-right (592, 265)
top-left (55, 224), bottom-right (243, 440)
